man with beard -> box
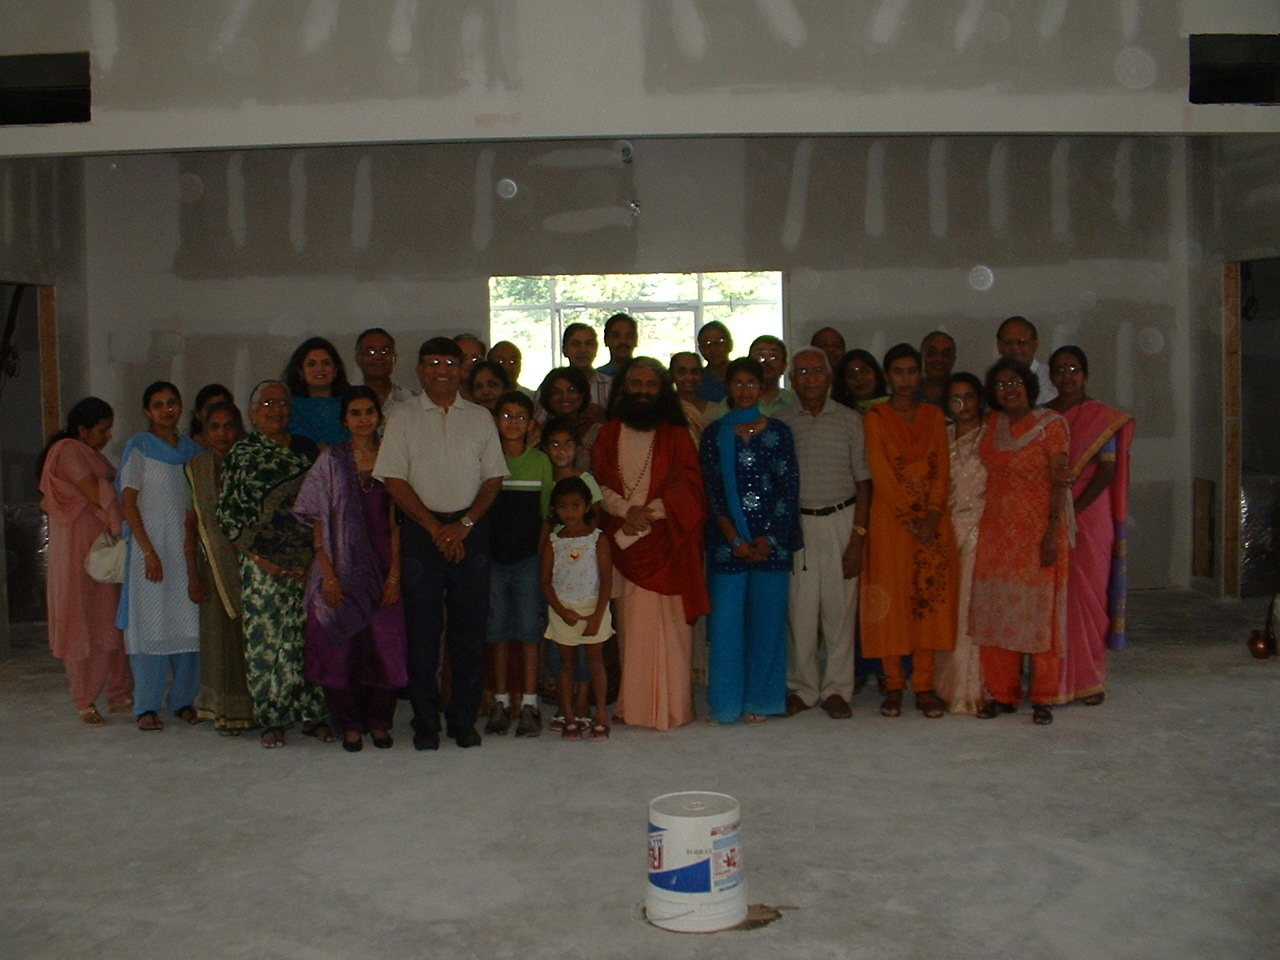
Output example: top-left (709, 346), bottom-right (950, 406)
top-left (591, 358), bottom-right (710, 730)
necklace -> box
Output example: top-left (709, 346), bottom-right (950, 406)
top-left (620, 431), bottom-right (657, 501)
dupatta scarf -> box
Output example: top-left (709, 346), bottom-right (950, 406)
top-left (291, 441), bottom-right (384, 645)
top-left (185, 450), bottom-right (242, 620)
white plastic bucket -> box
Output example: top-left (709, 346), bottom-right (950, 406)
top-left (646, 791), bottom-right (747, 933)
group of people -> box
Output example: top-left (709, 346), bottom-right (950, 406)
top-left (38, 312), bottom-right (1133, 751)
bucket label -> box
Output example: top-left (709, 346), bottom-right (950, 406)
top-left (711, 821), bottom-right (743, 891)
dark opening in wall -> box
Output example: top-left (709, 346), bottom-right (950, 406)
top-left (1190, 35), bottom-right (1280, 105)
top-left (0, 52), bottom-right (90, 126)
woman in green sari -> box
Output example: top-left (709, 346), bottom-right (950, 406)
top-left (217, 380), bottom-right (332, 748)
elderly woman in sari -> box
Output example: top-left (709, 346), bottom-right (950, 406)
top-left (185, 401), bottom-right (255, 733)
top-left (1046, 346), bottom-right (1134, 706)
top-left (969, 358), bottom-right (1071, 725)
top-left (293, 386), bottom-right (408, 752)
top-left (39, 397), bottom-right (133, 724)
top-left (933, 373), bottom-right (988, 714)
top-left (217, 380), bottom-right (332, 748)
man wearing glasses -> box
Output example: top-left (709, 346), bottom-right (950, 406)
top-left (375, 337), bottom-right (507, 751)
top-left (354, 327), bottom-right (416, 413)
top-left (995, 316), bottom-right (1057, 404)
top-left (488, 340), bottom-right (537, 400)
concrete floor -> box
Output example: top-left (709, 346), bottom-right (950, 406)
top-left (2, 589), bottom-right (1277, 960)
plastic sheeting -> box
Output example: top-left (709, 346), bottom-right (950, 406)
top-left (1241, 474), bottom-right (1280, 598)
top-left (4, 500), bottom-right (47, 622)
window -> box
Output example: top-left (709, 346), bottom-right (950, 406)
top-left (488, 271), bottom-right (785, 389)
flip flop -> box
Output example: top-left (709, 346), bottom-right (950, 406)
top-left (175, 705), bottom-right (201, 725)
top-left (79, 706), bottom-right (107, 726)
top-left (302, 722), bottom-right (337, 743)
top-left (588, 722), bottom-right (610, 742)
top-left (137, 710), bottom-right (164, 731)
top-left (260, 727), bottom-right (286, 749)
top-left (562, 721), bottom-right (585, 740)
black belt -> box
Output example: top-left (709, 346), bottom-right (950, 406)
top-left (428, 509), bottom-right (467, 525)
top-left (800, 495), bottom-right (856, 517)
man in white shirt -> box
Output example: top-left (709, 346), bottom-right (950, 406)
top-left (375, 336), bottom-right (507, 751)
top-left (996, 316), bottom-right (1057, 404)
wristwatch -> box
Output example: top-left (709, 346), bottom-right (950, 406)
top-left (460, 516), bottom-right (475, 529)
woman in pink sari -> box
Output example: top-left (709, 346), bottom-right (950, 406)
top-left (1047, 346), bottom-right (1134, 706)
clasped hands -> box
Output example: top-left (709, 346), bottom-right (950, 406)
top-left (621, 504), bottom-right (656, 538)
top-left (432, 521), bottom-right (470, 563)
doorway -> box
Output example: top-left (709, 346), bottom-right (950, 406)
top-left (1, 282), bottom-right (59, 624)
top-left (1237, 259), bottom-right (1280, 597)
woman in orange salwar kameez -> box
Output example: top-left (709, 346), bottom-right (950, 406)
top-left (1046, 346), bottom-right (1134, 707)
top-left (861, 343), bottom-right (956, 720)
top-left (970, 358), bottom-right (1071, 725)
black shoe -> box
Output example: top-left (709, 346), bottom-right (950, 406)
top-left (413, 729), bottom-right (440, 751)
top-left (452, 726), bottom-right (482, 748)
top-left (342, 734), bottom-right (363, 753)
top-left (370, 731), bottom-right (393, 749)
top-left (484, 701), bottom-right (512, 735)
top-left (515, 704), bottom-right (543, 737)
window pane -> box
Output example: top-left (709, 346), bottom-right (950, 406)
top-left (703, 271), bottom-right (780, 303)
top-left (632, 311), bottom-right (697, 364)
top-left (490, 275), bottom-right (552, 306)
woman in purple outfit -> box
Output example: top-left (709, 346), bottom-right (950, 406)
top-left (293, 386), bottom-right (408, 752)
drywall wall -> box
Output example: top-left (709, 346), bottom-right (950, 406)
top-left (7, 132), bottom-right (1194, 587)
top-left (3, 0), bottom-right (1280, 160)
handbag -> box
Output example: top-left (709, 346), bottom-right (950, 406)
top-left (84, 530), bottom-right (127, 584)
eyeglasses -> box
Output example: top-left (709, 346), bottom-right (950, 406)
top-left (699, 337), bottom-right (728, 347)
top-left (491, 357), bottom-right (519, 367)
top-left (256, 398), bottom-right (290, 408)
top-left (360, 346), bottom-right (395, 357)
top-left (1051, 364), bottom-right (1082, 375)
top-left (794, 366), bottom-right (827, 378)
top-left (995, 378), bottom-right (1025, 391)
top-left (500, 412), bottom-right (529, 423)
top-left (420, 358), bottom-right (458, 368)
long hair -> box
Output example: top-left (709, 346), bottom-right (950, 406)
top-left (612, 357), bottom-right (687, 426)
top-left (38, 396), bottom-right (113, 478)
top-left (832, 349), bottom-right (887, 409)
top-left (538, 366), bottom-right (591, 417)
top-left (283, 336), bottom-right (351, 395)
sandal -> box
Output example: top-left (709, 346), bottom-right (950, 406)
top-left (1032, 704), bottom-right (1054, 725)
top-left (549, 715), bottom-right (566, 732)
top-left (880, 690), bottom-right (903, 718)
top-left (260, 726), bottom-right (286, 749)
top-left (975, 700), bottom-right (1016, 719)
top-left (743, 713), bottom-right (767, 725)
top-left (915, 690), bottom-right (945, 719)
top-left (136, 710), bottom-right (164, 731)
top-left (1082, 692), bottom-right (1105, 706)
top-left (562, 721), bottom-right (585, 740)
top-left (302, 721), bottom-right (337, 743)
top-left (175, 705), bottom-right (201, 725)
top-left (107, 698), bottom-right (134, 713)
top-left (588, 722), bottom-right (610, 742)
top-left (79, 705), bottom-right (107, 726)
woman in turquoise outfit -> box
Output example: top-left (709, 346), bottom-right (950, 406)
top-left (699, 357), bottom-right (801, 725)
top-left (284, 336), bottom-right (351, 447)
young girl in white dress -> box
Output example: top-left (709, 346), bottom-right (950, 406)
top-left (540, 477), bottom-right (612, 741)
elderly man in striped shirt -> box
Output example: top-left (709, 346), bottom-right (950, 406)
top-left (776, 346), bottom-right (872, 720)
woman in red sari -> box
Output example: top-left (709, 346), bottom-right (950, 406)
top-left (1046, 346), bottom-right (1134, 706)
top-left (969, 358), bottom-right (1070, 725)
